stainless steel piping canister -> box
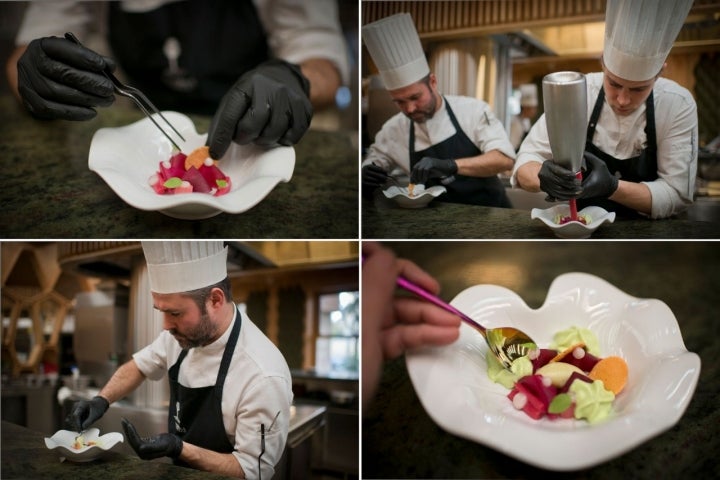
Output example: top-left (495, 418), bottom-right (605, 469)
top-left (542, 71), bottom-right (587, 173)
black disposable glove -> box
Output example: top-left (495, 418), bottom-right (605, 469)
top-left (122, 418), bottom-right (183, 460)
top-left (67, 395), bottom-right (109, 431)
top-left (207, 59), bottom-right (312, 158)
top-left (410, 157), bottom-right (457, 184)
top-left (16, 36), bottom-right (115, 120)
top-left (362, 163), bottom-right (388, 190)
top-left (538, 160), bottom-right (582, 201)
top-left (578, 152), bottom-right (619, 199)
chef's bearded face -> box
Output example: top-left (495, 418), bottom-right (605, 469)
top-left (153, 278), bottom-right (232, 349)
top-left (389, 74), bottom-right (439, 123)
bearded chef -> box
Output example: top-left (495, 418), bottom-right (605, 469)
top-left (68, 241), bottom-right (292, 479)
top-left (361, 13), bottom-right (515, 207)
top-left (513, 0), bottom-right (697, 219)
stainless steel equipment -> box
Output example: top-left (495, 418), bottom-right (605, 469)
top-left (542, 71), bottom-right (587, 173)
top-left (73, 286), bottom-right (128, 387)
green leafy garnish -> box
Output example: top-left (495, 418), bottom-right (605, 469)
top-left (548, 393), bottom-right (572, 414)
top-left (216, 179), bottom-right (228, 188)
top-left (163, 177), bottom-right (183, 188)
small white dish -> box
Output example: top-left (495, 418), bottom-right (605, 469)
top-left (382, 184), bottom-right (446, 209)
top-left (44, 428), bottom-right (124, 463)
top-left (531, 205), bottom-right (615, 238)
top-left (89, 112), bottom-right (295, 219)
top-left (405, 272), bottom-right (700, 471)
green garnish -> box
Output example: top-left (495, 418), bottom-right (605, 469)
top-left (163, 177), bottom-right (183, 188)
top-left (548, 393), bottom-right (572, 414)
top-left (216, 179), bottom-right (228, 188)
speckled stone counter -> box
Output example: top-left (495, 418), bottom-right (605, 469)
top-left (0, 420), bottom-right (234, 480)
top-left (0, 95), bottom-right (357, 239)
top-left (363, 242), bottom-right (719, 479)
top-left (362, 193), bottom-right (720, 239)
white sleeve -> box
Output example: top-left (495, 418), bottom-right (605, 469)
top-left (231, 376), bottom-right (293, 480)
top-left (132, 332), bottom-right (175, 381)
top-left (511, 113), bottom-right (553, 187)
top-left (253, 0), bottom-right (350, 84)
top-left (15, 1), bottom-right (94, 45)
top-left (644, 92), bottom-right (698, 218)
top-left (362, 113), bottom-right (412, 174)
top-left (468, 102), bottom-right (516, 161)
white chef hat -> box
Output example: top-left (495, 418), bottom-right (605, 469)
top-left (603, 0), bottom-right (693, 81)
top-left (362, 13), bottom-right (429, 91)
top-left (519, 84), bottom-right (538, 107)
top-left (141, 241), bottom-right (227, 294)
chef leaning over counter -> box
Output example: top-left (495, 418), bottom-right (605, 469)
top-left (513, 0), bottom-right (698, 219)
top-left (361, 13), bottom-right (515, 208)
top-left (67, 241), bottom-right (292, 479)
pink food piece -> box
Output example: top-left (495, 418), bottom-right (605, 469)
top-left (173, 180), bottom-right (193, 194)
top-left (560, 348), bottom-right (601, 372)
top-left (530, 349), bottom-right (558, 372)
top-left (182, 167), bottom-right (212, 193)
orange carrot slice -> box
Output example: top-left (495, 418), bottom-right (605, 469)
top-left (550, 342), bottom-right (585, 363)
top-left (185, 146), bottom-right (212, 170)
top-left (588, 356), bottom-right (628, 395)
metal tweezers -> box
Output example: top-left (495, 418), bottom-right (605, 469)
top-left (64, 32), bottom-right (186, 151)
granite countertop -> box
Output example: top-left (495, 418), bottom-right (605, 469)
top-left (0, 420), bottom-right (235, 480)
top-left (0, 95), bottom-right (357, 238)
top-left (363, 241), bottom-right (719, 478)
top-left (362, 193), bottom-right (720, 239)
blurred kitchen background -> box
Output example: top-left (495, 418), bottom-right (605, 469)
top-left (1, 241), bottom-right (359, 479)
top-left (361, 0), bottom-right (720, 221)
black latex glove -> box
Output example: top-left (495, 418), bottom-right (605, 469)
top-left (410, 157), bottom-right (457, 184)
top-left (362, 163), bottom-right (388, 190)
top-left (578, 152), bottom-right (619, 199)
top-left (207, 59), bottom-right (312, 158)
top-left (122, 418), bottom-right (183, 460)
top-left (67, 396), bottom-right (109, 431)
top-left (538, 160), bottom-right (582, 201)
top-left (16, 36), bottom-right (115, 120)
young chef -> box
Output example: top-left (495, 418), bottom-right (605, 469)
top-left (361, 13), bottom-right (515, 207)
top-left (513, 0), bottom-right (697, 219)
top-left (7, 0), bottom-right (349, 157)
top-left (68, 241), bottom-right (292, 479)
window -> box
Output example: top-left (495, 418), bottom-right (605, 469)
top-left (315, 291), bottom-right (359, 376)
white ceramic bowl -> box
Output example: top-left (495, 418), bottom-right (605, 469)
top-left (382, 185), bottom-right (446, 208)
top-left (44, 428), bottom-right (124, 463)
top-left (405, 272), bottom-right (700, 471)
top-left (531, 205), bottom-right (615, 239)
top-left (89, 112), bottom-right (295, 219)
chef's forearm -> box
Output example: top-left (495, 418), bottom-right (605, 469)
top-left (179, 442), bottom-right (245, 478)
top-left (609, 180), bottom-right (652, 215)
top-left (514, 161), bottom-right (542, 192)
top-left (455, 149), bottom-right (514, 177)
top-left (98, 359), bottom-right (146, 404)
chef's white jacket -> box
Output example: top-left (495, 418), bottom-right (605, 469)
top-left (512, 72), bottom-right (698, 218)
top-left (133, 307), bottom-right (293, 479)
top-left (14, 0), bottom-right (350, 84)
top-left (363, 95), bottom-right (516, 174)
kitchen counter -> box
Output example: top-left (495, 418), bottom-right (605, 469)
top-left (0, 420), bottom-right (235, 480)
top-left (362, 194), bottom-right (720, 239)
top-left (1, 401), bottom-right (327, 479)
top-left (362, 242), bottom-right (719, 479)
top-left (0, 95), bottom-right (357, 238)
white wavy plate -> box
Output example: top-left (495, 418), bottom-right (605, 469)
top-left (44, 428), bottom-right (124, 463)
top-left (89, 112), bottom-right (295, 219)
top-left (382, 185), bottom-right (446, 209)
top-left (531, 205), bottom-right (615, 239)
top-left (405, 272), bottom-right (700, 471)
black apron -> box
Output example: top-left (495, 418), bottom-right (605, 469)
top-left (108, 0), bottom-right (270, 115)
top-left (167, 307), bottom-right (242, 467)
top-left (579, 87), bottom-right (658, 217)
top-left (409, 98), bottom-right (511, 207)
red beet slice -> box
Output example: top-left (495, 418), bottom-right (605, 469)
top-left (559, 371), bottom-right (594, 394)
top-left (530, 349), bottom-right (558, 372)
top-left (560, 348), bottom-right (601, 372)
top-left (182, 167), bottom-right (212, 193)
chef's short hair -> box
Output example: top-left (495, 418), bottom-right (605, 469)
top-left (182, 277), bottom-right (232, 313)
